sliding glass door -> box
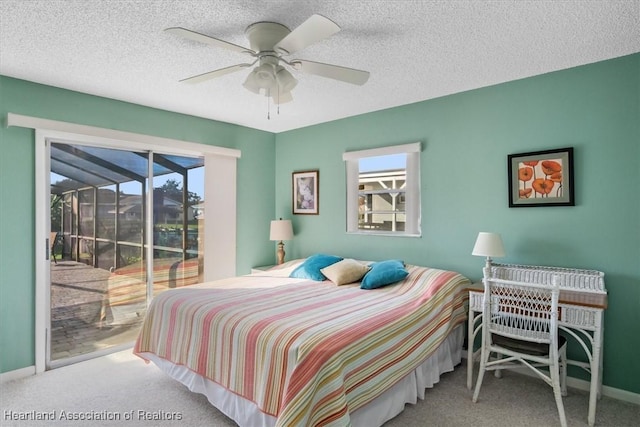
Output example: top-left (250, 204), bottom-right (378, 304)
top-left (49, 142), bottom-right (204, 366)
top-left (151, 164), bottom-right (204, 297)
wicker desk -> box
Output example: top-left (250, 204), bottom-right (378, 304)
top-left (466, 264), bottom-right (607, 427)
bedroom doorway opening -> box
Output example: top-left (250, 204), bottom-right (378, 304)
top-left (48, 142), bottom-right (205, 367)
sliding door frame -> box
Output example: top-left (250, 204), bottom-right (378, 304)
top-left (8, 113), bottom-right (240, 373)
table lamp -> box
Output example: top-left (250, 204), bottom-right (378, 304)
top-left (472, 232), bottom-right (506, 269)
top-left (270, 218), bottom-right (293, 264)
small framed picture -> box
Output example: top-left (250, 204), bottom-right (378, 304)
top-left (292, 170), bottom-right (319, 215)
top-left (508, 147), bottom-right (574, 207)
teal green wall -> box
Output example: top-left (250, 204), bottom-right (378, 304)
top-left (275, 54), bottom-right (639, 394)
top-left (0, 76), bottom-right (276, 373)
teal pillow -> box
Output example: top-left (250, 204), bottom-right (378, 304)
top-left (289, 254), bottom-right (343, 281)
top-left (361, 260), bottom-right (408, 289)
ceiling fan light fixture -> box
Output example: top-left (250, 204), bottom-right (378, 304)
top-left (243, 63), bottom-right (278, 95)
top-left (242, 70), bottom-right (262, 94)
top-left (254, 63), bottom-right (276, 87)
top-left (275, 66), bottom-right (298, 93)
top-left (270, 90), bottom-right (293, 105)
top-left (169, 14), bottom-right (370, 103)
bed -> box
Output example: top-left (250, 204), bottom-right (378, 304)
top-left (134, 257), bottom-right (470, 426)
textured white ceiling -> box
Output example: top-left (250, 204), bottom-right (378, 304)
top-left (1, 1), bottom-right (639, 133)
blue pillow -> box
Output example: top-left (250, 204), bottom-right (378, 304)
top-left (361, 260), bottom-right (408, 289)
top-left (289, 254), bottom-right (343, 281)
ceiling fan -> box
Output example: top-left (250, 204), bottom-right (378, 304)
top-left (166, 14), bottom-right (370, 105)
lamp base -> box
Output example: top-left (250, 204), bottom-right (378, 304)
top-left (481, 257), bottom-right (494, 287)
top-left (276, 241), bottom-right (286, 265)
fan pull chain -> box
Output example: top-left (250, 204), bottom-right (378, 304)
top-left (267, 88), bottom-right (270, 120)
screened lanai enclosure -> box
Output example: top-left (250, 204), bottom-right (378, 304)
top-left (49, 142), bottom-right (205, 364)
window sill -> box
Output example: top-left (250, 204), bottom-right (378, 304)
top-left (346, 231), bottom-right (421, 238)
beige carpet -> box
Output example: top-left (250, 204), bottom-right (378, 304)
top-left (1, 349), bottom-right (638, 426)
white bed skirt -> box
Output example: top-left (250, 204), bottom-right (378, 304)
top-left (139, 325), bottom-right (463, 427)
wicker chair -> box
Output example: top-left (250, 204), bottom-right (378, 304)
top-left (472, 270), bottom-right (568, 427)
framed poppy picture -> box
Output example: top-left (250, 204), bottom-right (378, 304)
top-left (292, 170), bottom-right (319, 214)
top-left (508, 147), bottom-right (574, 207)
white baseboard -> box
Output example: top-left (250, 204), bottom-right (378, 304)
top-left (0, 365), bottom-right (35, 384)
top-left (462, 351), bottom-right (640, 405)
top-left (565, 376), bottom-right (640, 405)
top-left (1, 343), bottom-right (136, 384)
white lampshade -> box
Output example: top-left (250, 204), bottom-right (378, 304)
top-left (270, 219), bottom-right (293, 241)
top-left (472, 232), bottom-right (506, 258)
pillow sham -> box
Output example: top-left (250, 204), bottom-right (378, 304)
top-left (289, 254), bottom-right (343, 281)
top-left (361, 259), bottom-right (409, 289)
top-left (320, 258), bottom-right (371, 285)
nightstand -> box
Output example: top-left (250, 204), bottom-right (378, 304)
top-left (251, 265), bottom-right (275, 274)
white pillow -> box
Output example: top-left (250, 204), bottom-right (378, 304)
top-left (320, 258), bottom-right (371, 285)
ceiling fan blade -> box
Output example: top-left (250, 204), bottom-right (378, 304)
top-left (165, 27), bottom-right (254, 54)
top-left (293, 60), bottom-right (370, 85)
top-left (180, 64), bottom-right (252, 84)
top-left (273, 14), bottom-right (340, 55)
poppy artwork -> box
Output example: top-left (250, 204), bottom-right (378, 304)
top-left (508, 147), bottom-right (574, 207)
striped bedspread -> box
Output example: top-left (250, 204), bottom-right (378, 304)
top-left (134, 264), bottom-right (469, 426)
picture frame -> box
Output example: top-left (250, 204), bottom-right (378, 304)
top-left (508, 147), bottom-right (574, 207)
top-left (292, 170), bottom-right (319, 215)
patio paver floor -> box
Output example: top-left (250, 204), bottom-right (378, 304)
top-left (50, 261), bottom-right (143, 361)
